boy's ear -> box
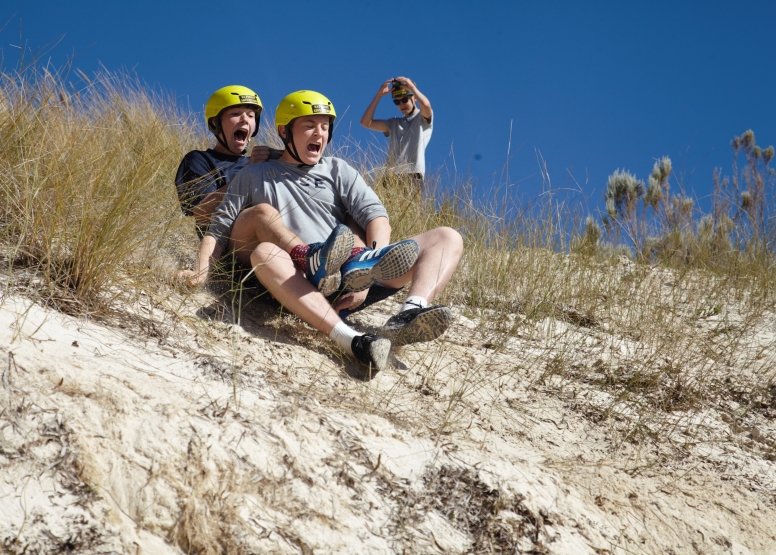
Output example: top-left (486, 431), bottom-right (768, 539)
top-left (278, 125), bottom-right (287, 139)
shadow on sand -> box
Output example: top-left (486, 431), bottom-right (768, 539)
top-left (194, 268), bottom-right (404, 381)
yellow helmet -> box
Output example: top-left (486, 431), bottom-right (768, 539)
top-left (275, 90), bottom-right (336, 129)
top-left (275, 90), bottom-right (336, 164)
top-left (205, 85), bottom-right (262, 151)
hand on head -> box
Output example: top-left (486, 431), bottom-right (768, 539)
top-left (378, 79), bottom-right (393, 96)
top-left (393, 76), bottom-right (416, 93)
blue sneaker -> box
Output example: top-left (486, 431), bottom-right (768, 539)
top-left (340, 239), bottom-right (419, 292)
top-left (306, 225), bottom-right (354, 296)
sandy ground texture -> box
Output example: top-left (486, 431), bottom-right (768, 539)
top-left (1, 277), bottom-right (775, 554)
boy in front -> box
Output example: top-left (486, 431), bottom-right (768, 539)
top-left (183, 91), bottom-right (462, 376)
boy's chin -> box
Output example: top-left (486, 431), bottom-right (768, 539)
top-left (301, 150), bottom-right (323, 164)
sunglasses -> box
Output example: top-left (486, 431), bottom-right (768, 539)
top-left (393, 97), bottom-right (411, 105)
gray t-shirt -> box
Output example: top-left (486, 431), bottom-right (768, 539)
top-left (384, 108), bottom-right (433, 176)
top-left (207, 157), bottom-right (389, 247)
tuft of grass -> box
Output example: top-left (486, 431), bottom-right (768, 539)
top-left (0, 64), bottom-right (194, 313)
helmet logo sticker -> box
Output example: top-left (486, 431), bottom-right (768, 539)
top-left (311, 104), bottom-right (332, 114)
top-left (239, 94), bottom-right (258, 104)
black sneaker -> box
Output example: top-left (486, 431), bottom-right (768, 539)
top-left (351, 334), bottom-right (391, 378)
top-left (379, 306), bottom-right (453, 346)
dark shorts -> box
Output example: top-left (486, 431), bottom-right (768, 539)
top-left (328, 285), bottom-right (402, 320)
top-left (214, 254), bottom-right (401, 321)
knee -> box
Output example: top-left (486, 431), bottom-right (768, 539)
top-left (246, 203), bottom-right (279, 223)
top-left (437, 226), bottom-right (464, 255)
top-left (250, 242), bottom-right (286, 268)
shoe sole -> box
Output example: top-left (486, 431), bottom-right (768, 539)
top-left (353, 337), bottom-right (392, 381)
top-left (315, 228), bottom-right (354, 297)
top-left (341, 241), bottom-right (419, 292)
top-left (368, 337), bottom-right (391, 373)
top-left (381, 306), bottom-right (453, 346)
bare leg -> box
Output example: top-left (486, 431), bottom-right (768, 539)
top-left (228, 204), bottom-right (305, 258)
top-left (345, 214), bottom-right (367, 247)
top-left (379, 227), bottom-right (463, 302)
top-left (238, 242), bottom-right (342, 334)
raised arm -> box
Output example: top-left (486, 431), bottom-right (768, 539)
top-left (395, 76), bottom-right (432, 122)
top-left (360, 79), bottom-right (392, 133)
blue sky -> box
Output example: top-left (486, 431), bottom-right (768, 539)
top-left (3, 1), bottom-right (775, 215)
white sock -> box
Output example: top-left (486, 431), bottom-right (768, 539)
top-left (401, 296), bottom-right (428, 313)
top-left (329, 322), bottom-right (361, 355)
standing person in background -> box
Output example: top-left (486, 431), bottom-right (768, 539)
top-left (175, 85), bottom-right (281, 237)
top-left (360, 76), bottom-right (433, 190)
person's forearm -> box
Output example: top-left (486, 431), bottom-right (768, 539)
top-left (195, 235), bottom-right (223, 279)
top-left (413, 88), bottom-right (432, 119)
top-left (365, 216), bottom-right (391, 249)
top-left (193, 184), bottom-right (228, 226)
top-left (360, 95), bottom-right (382, 128)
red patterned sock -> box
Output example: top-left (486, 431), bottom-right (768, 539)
top-left (290, 244), bottom-right (310, 272)
top-left (348, 246), bottom-right (365, 260)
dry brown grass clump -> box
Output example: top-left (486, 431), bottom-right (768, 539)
top-left (0, 65), bottom-right (194, 312)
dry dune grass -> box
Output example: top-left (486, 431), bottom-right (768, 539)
top-left (0, 66), bottom-right (194, 312)
top-left (2, 66), bottom-right (776, 554)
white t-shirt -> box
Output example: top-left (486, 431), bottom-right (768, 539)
top-left (384, 108), bottom-right (433, 177)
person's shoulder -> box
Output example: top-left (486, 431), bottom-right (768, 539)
top-left (181, 148), bottom-right (241, 169)
top-left (179, 149), bottom-right (209, 164)
top-left (176, 149), bottom-right (214, 183)
top-left (257, 158), bottom-right (284, 172)
top-left (325, 157), bottom-right (366, 184)
top-left (236, 159), bottom-right (283, 183)
top-left (326, 156), bottom-right (357, 172)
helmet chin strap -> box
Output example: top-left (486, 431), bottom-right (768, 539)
top-left (212, 117), bottom-right (248, 156)
top-left (282, 121), bottom-right (315, 168)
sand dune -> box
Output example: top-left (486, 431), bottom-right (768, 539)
top-left (1, 277), bottom-right (775, 554)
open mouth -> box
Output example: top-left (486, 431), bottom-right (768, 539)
top-left (307, 143), bottom-right (321, 154)
top-left (233, 129), bottom-right (248, 142)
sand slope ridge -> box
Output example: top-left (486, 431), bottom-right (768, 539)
top-left (1, 281), bottom-right (775, 554)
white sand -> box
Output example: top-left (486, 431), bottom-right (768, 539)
top-left (1, 285), bottom-right (775, 554)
